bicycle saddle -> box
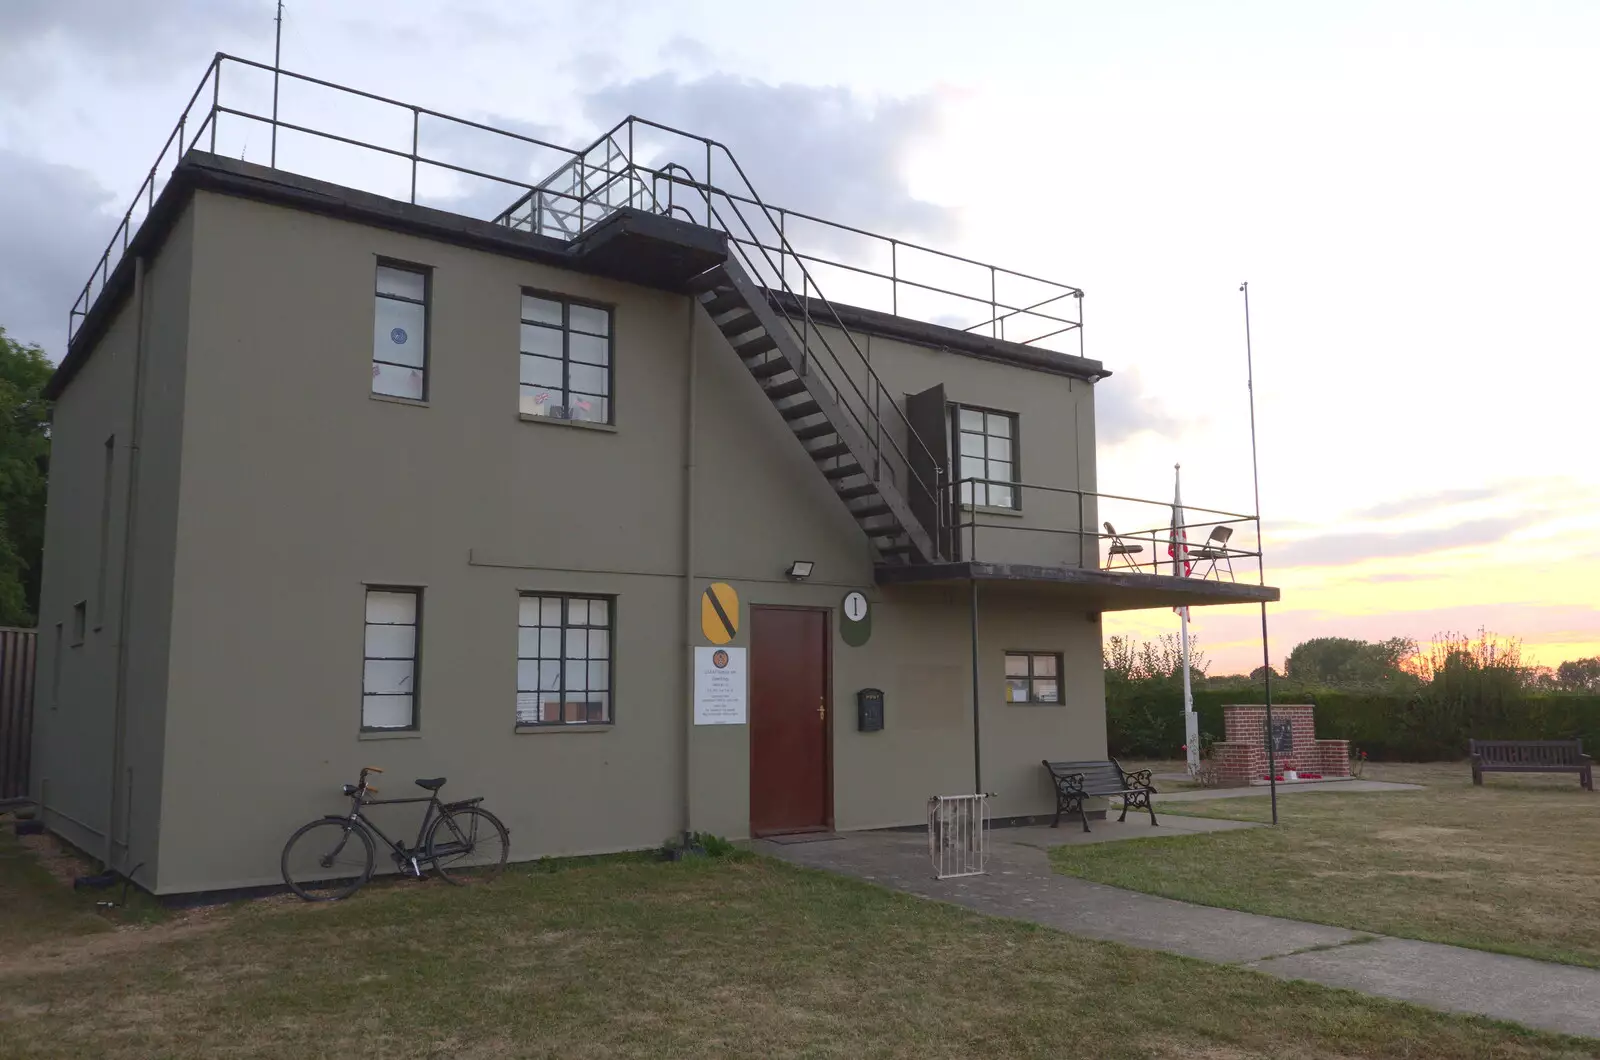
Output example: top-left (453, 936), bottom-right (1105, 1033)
top-left (414, 777), bottom-right (446, 791)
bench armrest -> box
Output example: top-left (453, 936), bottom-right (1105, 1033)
top-left (1119, 767), bottom-right (1155, 791)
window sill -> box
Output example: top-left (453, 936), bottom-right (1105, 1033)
top-left (514, 723), bottom-right (614, 735)
top-left (518, 413), bottom-right (618, 433)
top-left (962, 503), bottom-right (1024, 518)
top-left (371, 393), bottom-right (429, 409)
top-left (359, 728), bottom-right (423, 740)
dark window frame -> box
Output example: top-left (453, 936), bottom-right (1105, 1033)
top-left (516, 592), bottom-right (615, 727)
top-left (372, 259), bottom-right (432, 402)
top-left (518, 289), bottom-right (615, 425)
top-left (1004, 650), bottom-right (1062, 705)
top-left (361, 585), bottom-right (423, 733)
top-left (950, 403), bottom-right (1021, 510)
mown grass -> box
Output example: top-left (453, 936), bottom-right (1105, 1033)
top-left (1052, 761), bottom-right (1600, 968)
top-left (1, 835), bottom-right (1598, 1058)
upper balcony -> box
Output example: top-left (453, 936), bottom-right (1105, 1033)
top-left (873, 475), bottom-right (1277, 611)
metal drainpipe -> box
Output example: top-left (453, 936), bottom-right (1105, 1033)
top-left (680, 296), bottom-right (699, 840)
top-left (105, 255), bottom-right (148, 872)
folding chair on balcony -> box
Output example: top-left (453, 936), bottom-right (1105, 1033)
top-left (1103, 522), bottom-right (1146, 570)
top-left (1191, 526), bottom-right (1235, 581)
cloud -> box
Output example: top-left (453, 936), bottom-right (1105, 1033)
top-left (1351, 487), bottom-right (1501, 520)
top-left (0, 150), bottom-right (118, 359)
top-left (1096, 368), bottom-right (1185, 444)
top-left (1355, 572), bottom-right (1437, 584)
top-left (418, 112), bottom-right (569, 221)
top-left (1270, 516), bottom-right (1522, 569)
top-left (0, 0), bottom-right (259, 99)
top-left (579, 74), bottom-right (956, 244)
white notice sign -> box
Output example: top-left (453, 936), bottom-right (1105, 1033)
top-left (694, 646), bottom-right (747, 725)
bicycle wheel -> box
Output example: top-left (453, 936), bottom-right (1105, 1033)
top-left (281, 818), bottom-right (375, 901)
top-left (426, 807), bottom-right (509, 885)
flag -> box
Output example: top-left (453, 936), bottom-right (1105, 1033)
top-left (1169, 464), bottom-right (1191, 617)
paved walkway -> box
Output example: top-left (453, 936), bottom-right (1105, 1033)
top-left (1157, 778), bottom-right (1424, 801)
top-left (759, 825), bottom-right (1600, 1039)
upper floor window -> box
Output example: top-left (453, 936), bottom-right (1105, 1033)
top-left (519, 293), bottom-right (613, 424)
top-left (517, 594), bottom-right (613, 726)
top-left (953, 406), bottom-right (1018, 509)
top-left (363, 588), bottom-right (421, 731)
top-left (373, 263), bottom-right (429, 400)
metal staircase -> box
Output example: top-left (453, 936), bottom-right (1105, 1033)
top-left (690, 258), bottom-right (935, 563)
top-left (499, 117), bottom-right (951, 564)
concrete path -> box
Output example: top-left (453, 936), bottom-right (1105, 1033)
top-left (759, 827), bottom-right (1600, 1039)
top-left (1157, 778), bottom-right (1424, 802)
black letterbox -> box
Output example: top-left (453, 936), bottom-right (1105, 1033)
top-left (857, 688), bottom-right (884, 732)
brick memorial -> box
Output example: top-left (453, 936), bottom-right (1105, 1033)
top-left (1212, 704), bottom-right (1351, 786)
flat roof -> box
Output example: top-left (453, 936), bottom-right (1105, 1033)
top-left (49, 152), bottom-right (1107, 400)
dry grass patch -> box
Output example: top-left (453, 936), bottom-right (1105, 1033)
top-left (0, 839), bottom-right (1597, 1058)
top-left (1051, 761), bottom-right (1600, 967)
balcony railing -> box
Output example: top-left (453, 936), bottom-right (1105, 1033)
top-left (67, 53), bottom-right (1085, 360)
top-left (944, 478), bottom-right (1263, 582)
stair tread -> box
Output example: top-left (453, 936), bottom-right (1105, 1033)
top-left (781, 400), bottom-right (822, 420)
top-left (837, 483), bottom-right (878, 500)
top-left (735, 334), bottom-right (778, 357)
top-left (808, 441), bottom-right (851, 461)
top-left (822, 463), bottom-right (864, 480)
top-left (718, 311), bottom-right (761, 336)
top-left (765, 378), bottom-right (809, 401)
top-left (851, 502), bottom-right (893, 518)
top-left (749, 358), bottom-right (793, 382)
top-left (702, 290), bottom-right (742, 316)
top-left (794, 421), bottom-right (836, 441)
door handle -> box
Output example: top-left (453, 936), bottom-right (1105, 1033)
top-left (818, 698), bottom-right (826, 721)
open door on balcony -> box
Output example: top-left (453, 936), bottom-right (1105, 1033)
top-left (906, 384), bottom-right (954, 560)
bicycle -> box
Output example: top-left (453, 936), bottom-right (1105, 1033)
top-left (280, 766), bottom-right (510, 901)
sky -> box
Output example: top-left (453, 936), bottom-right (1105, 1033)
top-left (2, 0), bottom-right (1596, 673)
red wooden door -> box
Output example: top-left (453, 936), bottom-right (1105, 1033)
top-left (750, 607), bottom-right (830, 835)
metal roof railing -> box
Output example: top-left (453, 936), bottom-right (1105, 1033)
top-left (68, 53), bottom-right (1086, 360)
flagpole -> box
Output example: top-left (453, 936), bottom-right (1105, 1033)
top-left (1242, 281), bottom-right (1278, 826)
top-left (1174, 464), bottom-right (1198, 775)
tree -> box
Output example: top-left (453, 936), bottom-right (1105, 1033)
top-left (1284, 636), bottom-right (1418, 690)
top-left (1102, 633), bottom-right (1207, 687)
top-left (0, 326), bottom-right (53, 627)
top-left (1556, 657), bottom-right (1600, 693)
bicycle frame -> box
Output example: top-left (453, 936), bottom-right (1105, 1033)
top-left (347, 792), bottom-right (446, 874)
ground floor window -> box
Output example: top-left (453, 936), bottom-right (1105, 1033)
top-left (363, 588), bottom-right (421, 730)
top-left (1005, 651), bottom-right (1060, 703)
top-left (517, 594), bottom-right (612, 725)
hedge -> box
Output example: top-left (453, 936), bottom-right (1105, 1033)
top-left (1106, 685), bottom-right (1600, 762)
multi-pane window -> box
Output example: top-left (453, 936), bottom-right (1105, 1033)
top-left (954, 407), bottom-right (1018, 508)
top-left (519, 293), bottom-right (612, 424)
top-left (517, 595), bottom-right (612, 725)
top-left (363, 588), bottom-right (421, 730)
top-left (1005, 652), bottom-right (1061, 704)
top-left (372, 263), bottom-right (429, 400)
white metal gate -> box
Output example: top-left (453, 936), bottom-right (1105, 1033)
top-left (927, 793), bottom-right (990, 879)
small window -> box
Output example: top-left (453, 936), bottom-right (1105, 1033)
top-left (519, 292), bottom-right (613, 424)
top-left (373, 263), bottom-right (429, 400)
top-left (953, 406), bottom-right (1018, 509)
top-left (1004, 652), bottom-right (1060, 704)
top-left (70, 601), bottom-right (87, 647)
top-left (517, 594), bottom-right (612, 725)
top-left (363, 588), bottom-right (421, 731)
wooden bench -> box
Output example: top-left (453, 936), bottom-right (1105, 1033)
top-left (1042, 759), bottom-right (1158, 832)
top-left (1469, 739), bottom-right (1593, 791)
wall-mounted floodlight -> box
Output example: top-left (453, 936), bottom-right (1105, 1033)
top-left (786, 560), bottom-right (815, 581)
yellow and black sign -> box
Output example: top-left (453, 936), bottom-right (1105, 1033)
top-left (701, 582), bottom-right (740, 645)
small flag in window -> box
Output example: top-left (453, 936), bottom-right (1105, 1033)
top-left (572, 397), bottom-right (593, 412)
top-left (533, 391), bottom-right (549, 405)
top-left (372, 364), bottom-right (380, 378)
